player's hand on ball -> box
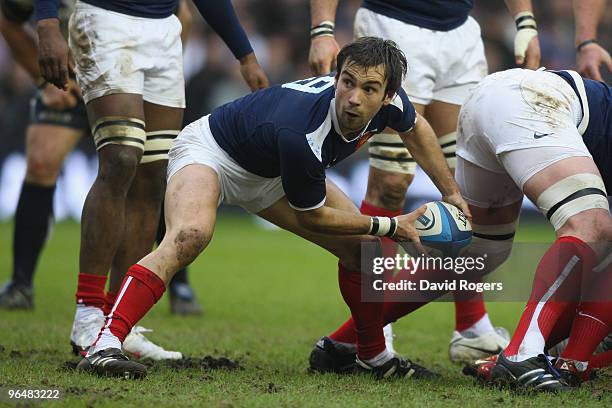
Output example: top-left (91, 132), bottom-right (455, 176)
top-left (393, 205), bottom-right (428, 256)
top-left (239, 53), bottom-right (270, 91)
top-left (577, 42), bottom-right (612, 81)
top-left (36, 19), bottom-right (72, 90)
top-left (309, 35), bottom-right (340, 75)
top-left (442, 192), bottom-right (472, 222)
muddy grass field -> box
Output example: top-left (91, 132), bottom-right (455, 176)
top-left (0, 217), bottom-right (609, 407)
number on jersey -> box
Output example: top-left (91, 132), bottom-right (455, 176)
top-left (282, 76), bottom-right (334, 94)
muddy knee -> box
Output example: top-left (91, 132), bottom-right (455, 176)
top-left (172, 226), bottom-right (212, 267)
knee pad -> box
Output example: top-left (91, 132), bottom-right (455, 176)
top-left (368, 133), bottom-right (417, 175)
top-left (439, 132), bottom-right (457, 169)
top-left (462, 221), bottom-right (517, 275)
top-left (141, 130), bottom-right (180, 163)
top-left (536, 173), bottom-right (608, 231)
top-left (92, 116), bottom-right (146, 152)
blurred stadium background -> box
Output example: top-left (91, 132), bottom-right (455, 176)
top-left (0, 0), bottom-right (610, 220)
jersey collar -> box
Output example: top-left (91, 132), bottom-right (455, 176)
top-left (330, 97), bottom-right (372, 143)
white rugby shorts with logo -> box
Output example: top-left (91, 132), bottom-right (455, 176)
top-left (455, 68), bottom-right (590, 208)
top-left (68, 1), bottom-right (185, 108)
top-left (354, 8), bottom-right (487, 173)
top-left (167, 115), bottom-right (286, 214)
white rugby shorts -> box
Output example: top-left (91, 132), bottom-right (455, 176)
top-left (456, 68), bottom-right (591, 201)
top-left (354, 8), bottom-right (487, 106)
top-left (167, 115), bottom-right (286, 214)
top-left (69, 1), bottom-right (185, 108)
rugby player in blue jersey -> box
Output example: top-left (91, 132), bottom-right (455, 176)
top-left (33, 0), bottom-right (269, 359)
top-left (309, 0), bottom-right (541, 363)
top-left (75, 37), bottom-right (471, 379)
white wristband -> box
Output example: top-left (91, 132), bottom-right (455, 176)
top-left (368, 216), bottom-right (398, 237)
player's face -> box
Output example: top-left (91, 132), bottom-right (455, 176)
top-left (335, 62), bottom-right (393, 137)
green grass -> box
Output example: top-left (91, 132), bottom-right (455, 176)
top-left (0, 215), bottom-right (609, 407)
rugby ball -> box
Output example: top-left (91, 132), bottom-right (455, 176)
top-left (413, 201), bottom-right (472, 257)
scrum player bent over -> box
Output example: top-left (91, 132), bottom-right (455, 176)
top-left (76, 37), bottom-right (471, 379)
top-left (455, 68), bottom-right (612, 391)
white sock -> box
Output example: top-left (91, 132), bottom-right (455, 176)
top-left (383, 324), bottom-right (396, 354)
top-left (88, 330), bottom-right (122, 356)
top-left (363, 348), bottom-right (393, 367)
top-left (74, 304), bottom-right (104, 323)
top-left (459, 313), bottom-right (495, 337)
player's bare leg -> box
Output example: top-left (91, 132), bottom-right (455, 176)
top-left (1, 125), bottom-right (82, 309)
top-left (80, 94), bottom-right (145, 277)
top-left (108, 102), bottom-right (183, 293)
top-left (103, 102), bottom-right (184, 360)
top-left (70, 93), bottom-right (145, 354)
top-left (76, 163), bottom-right (219, 377)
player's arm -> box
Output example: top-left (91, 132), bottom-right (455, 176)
top-left (191, 0), bottom-right (269, 90)
top-left (308, 0), bottom-right (340, 75)
top-left (176, 0), bottom-right (193, 46)
top-left (2, 1), bottom-right (77, 109)
top-left (574, 0), bottom-right (611, 81)
top-left (504, 0), bottom-right (540, 69)
top-left (398, 113), bottom-right (471, 220)
top-left (278, 128), bottom-right (424, 242)
top-left (33, 0), bottom-right (71, 90)
top-left (0, 2), bottom-right (41, 83)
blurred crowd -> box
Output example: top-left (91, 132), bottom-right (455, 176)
top-left (0, 0), bottom-right (609, 217)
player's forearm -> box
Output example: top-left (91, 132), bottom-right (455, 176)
top-left (191, 0), bottom-right (253, 59)
top-left (310, 0), bottom-right (339, 26)
top-left (504, 0), bottom-right (534, 16)
top-left (573, 0), bottom-right (604, 45)
top-left (400, 118), bottom-right (459, 197)
top-left (297, 206), bottom-right (373, 236)
top-left (177, 0), bottom-right (193, 46)
top-left (0, 18), bottom-right (41, 81)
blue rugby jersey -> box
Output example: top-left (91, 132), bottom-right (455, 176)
top-left (208, 75), bottom-right (417, 210)
top-left (362, 0), bottom-right (474, 31)
top-left (553, 70), bottom-right (612, 193)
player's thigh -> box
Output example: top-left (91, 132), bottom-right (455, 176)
top-left (519, 155), bottom-right (611, 242)
top-left (456, 156), bottom-right (523, 225)
top-left (164, 164), bottom-right (220, 243)
top-left (141, 164), bottom-right (220, 275)
top-left (24, 124), bottom-right (83, 183)
top-left (258, 180), bottom-right (373, 270)
top-left (140, 101), bottom-right (184, 167)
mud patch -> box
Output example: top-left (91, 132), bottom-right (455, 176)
top-left (146, 355), bottom-right (243, 371)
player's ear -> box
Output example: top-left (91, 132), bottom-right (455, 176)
top-left (382, 91), bottom-right (395, 105)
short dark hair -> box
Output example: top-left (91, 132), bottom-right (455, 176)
top-left (336, 37), bottom-right (407, 96)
